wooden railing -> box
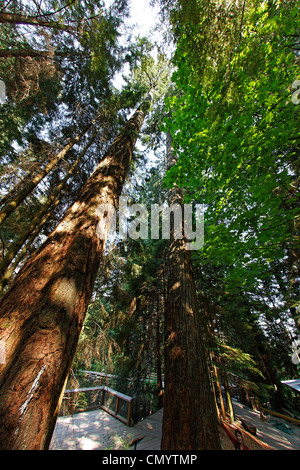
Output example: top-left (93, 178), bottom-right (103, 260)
top-left (63, 386), bottom-right (134, 426)
top-left (100, 386), bottom-right (134, 426)
top-left (79, 369), bottom-right (164, 386)
top-left (259, 406), bottom-right (300, 426)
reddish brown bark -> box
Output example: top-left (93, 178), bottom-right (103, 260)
top-left (0, 99), bottom-right (150, 449)
top-left (161, 132), bottom-right (221, 450)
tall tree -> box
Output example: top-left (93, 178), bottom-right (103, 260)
top-left (0, 92), bottom-right (152, 450)
top-left (0, 11), bottom-right (78, 32)
top-left (0, 0), bottom-right (128, 161)
top-left (159, 0), bottom-right (300, 409)
top-left (161, 131), bottom-right (221, 450)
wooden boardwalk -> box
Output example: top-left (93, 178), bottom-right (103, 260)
top-left (50, 408), bottom-right (163, 450)
top-left (50, 400), bottom-right (300, 451)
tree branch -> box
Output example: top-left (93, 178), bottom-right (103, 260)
top-left (0, 12), bottom-right (77, 33)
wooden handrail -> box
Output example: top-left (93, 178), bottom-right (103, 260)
top-left (129, 436), bottom-right (145, 450)
top-left (65, 386), bottom-right (104, 394)
top-left (259, 406), bottom-right (300, 426)
top-left (100, 386), bottom-right (134, 426)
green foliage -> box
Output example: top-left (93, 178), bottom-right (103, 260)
top-left (157, 0), bottom-right (300, 406)
top-left (1, 0), bottom-right (299, 414)
top-left (164, 0), bottom-right (299, 296)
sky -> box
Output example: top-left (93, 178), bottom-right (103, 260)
top-left (111, 0), bottom-right (163, 89)
top-left (108, 0), bottom-right (161, 36)
top-left (127, 0), bottom-right (160, 34)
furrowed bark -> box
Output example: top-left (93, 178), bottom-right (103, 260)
top-left (0, 96), bottom-right (151, 449)
top-left (161, 131), bottom-right (221, 450)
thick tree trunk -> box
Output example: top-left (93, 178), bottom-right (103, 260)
top-left (0, 98), bottom-right (150, 449)
top-left (161, 132), bottom-right (221, 450)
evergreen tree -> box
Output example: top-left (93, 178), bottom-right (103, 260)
top-left (0, 93), bottom-right (152, 450)
top-left (161, 131), bottom-right (221, 449)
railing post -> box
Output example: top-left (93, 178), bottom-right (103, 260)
top-left (127, 400), bottom-right (133, 426)
top-left (101, 387), bottom-right (106, 407)
top-left (115, 396), bottom-right (120, 416)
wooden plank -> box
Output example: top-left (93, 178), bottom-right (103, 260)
top-left (51, 408), bottom-right (163, 450)
top-left (127, 400), bottom-right (133, 426)
top-left (115, 396), bottom-right (120, 416)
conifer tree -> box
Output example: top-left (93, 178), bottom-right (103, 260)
top-left (0, 93), bottom-right (152, 450)
top-left (161, 131), bottom-right (221, 449)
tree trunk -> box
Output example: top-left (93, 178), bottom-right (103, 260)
top-left (0, 128), bottom-right (98, 286)
top-left (0, 48), bottom-right (49, 58)
top-left (214, 366), bottom-right (226, 421)
top-left (0, 197), bottom-right (60, 292)
top-left (0, 13), bottom-right (77, 33)
top-left (0, 157), bottom-right (49, 209)
top-left (0, 112), bottom-right (102, 226)
top-left (249, 315), bottom-right (286, 412)
top-left (156, 294), bottom-right (163, 407)
top-left (223, 371), bottom-right (235, 424)
top-left (161, 132), bottom-right (221, 450)
top-left (0, 97), bottom-right (151, 450)
top-left (0, 48), bottom-right (76, 59)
